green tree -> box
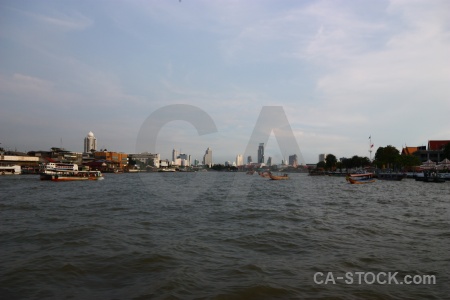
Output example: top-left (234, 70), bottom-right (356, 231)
top-left (398, 155), bottom-right (421, 169)
top-left (316, 161), bottom-right (326, 169)
top-left (325, 154), bottom-right (337, 171)
top-left (374, 145), bottom-right (400, 169)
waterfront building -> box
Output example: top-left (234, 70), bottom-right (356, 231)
top-left (247, 156), bottom-right (252, 164)
top-left (129, 152), bottom-right (160, 168)
top-left (203, 147), bottom-right (212, 167)
top-left (289, 154), bottom-right (298, 167)
top-left (402, 140), bottom-right (450, 163)
top-left (258, 143), bottom-right (264, 164)
top-left (177, 153), bottom-right (191, 167)
top-left (94, 151), bottom-right (128, 169)
top-left (266, 157), bottom-right (272, 166)
top-left (84, 131), bottom-right (97, 153)
top-left (236, 154), bottom-right (243, 167)
top-left (29, 147), bottom-right (82, 165)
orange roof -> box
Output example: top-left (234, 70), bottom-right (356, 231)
top-left (428, 140), bottom-right (450, 151)
top-left (402, 146), bottom-right (419, 155)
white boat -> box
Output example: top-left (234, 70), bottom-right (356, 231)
top-left (40, 162), bottom-right (78, 173)
top-left (0, 165), bottom-right (21, 175)
top-left (40, 170), bottom-right (104, 181)
top-left (39, 162), bottom-right (104, 181)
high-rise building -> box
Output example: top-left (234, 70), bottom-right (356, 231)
top-left (172, 149), bottom-right (179, 163)
top-left (236, 154), bottom-right (243, 166)
top-left (289, 154), bottom-right (298, 167)
top-left (247, 155), bottom-right (252, 164)
top-left (266, 156), bottom-right (272, 166)
top-left (84, 131), bottom-right (97, 153)
top-left (258, 143), bottom-right (264, 164)
top-left (203, 147), bottom-right (212, 167)
top-left (319, 153), bottom-right (327, 163)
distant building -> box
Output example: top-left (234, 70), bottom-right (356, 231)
top-left (236, 154), bottom-right (243, 166)
top-left (29, 147), bottom-right (82, 164)
top-left (258, 143), bottom-right (264, 164)
top-left (289, 154), bottom-right (298, 167)
top-left (129, 152), bottom-right (160, 168)
top-left (402, 140), bottom-right (450, 163)
top-left (247, 155), bottom-right (252, 164)
top-left (318, 153), bottom-right (327, 163)
top-left (94, 151), bottom-right (128, 168)
top-left (203, 147), bottom-right (212, 167)
top-left (84, 131), bottom-right (97, 153)
top-left (178, 153), bottom-right (191, 167)
top-left (266, 156), bottom-right (272, 166)
top-left (172, 149), bottom-right (179, 164)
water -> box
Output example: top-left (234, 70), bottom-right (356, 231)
top-left (1, 173), bottom-right (449, 299)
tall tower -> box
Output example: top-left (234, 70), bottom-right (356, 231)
top-left (236, 154), bottom-right (243, 167)
top-left (203, 147), bottom-right (213, 167)
top-left (172, 149), bottom-right (179, 163)
top-left (84, 131), bottom-right (97, 153)
top-left (258, 143), bottom-right (265, 164)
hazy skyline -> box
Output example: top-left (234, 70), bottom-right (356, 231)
top-left (1, 0), bottom-right (449, 164)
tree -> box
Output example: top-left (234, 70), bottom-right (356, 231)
top-left (316, 161), bottom-right (326, 169)
top-left (374, 145), bottom-right (400, 169)
top-left (325, 154), bottom-right (337, 171)
top-left (398, 155), bottom-right (421, 169)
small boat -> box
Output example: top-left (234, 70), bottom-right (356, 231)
top-left (346, 173), bottom-right (375, 184)
top-left (415, 171), bottom-right (445, 183)
top-left (0, 165), bottom-right (21, 175)
top-left (269, 173), bottom-right (289, 180)
top-left (158, 168), bottom-right (176, 172)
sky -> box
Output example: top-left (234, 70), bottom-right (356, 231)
top-left (1, 0), bottom-right (449, 164)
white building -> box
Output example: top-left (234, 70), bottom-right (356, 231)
top-left (203, 147), bottom-right (213, 167)
top-left (236, 154), bottom-right (243, 166)
top-left (84, 131), bottom-right (97, 153)
top-left (319, 153), bottom-right (327, 163)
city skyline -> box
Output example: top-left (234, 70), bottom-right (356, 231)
top-left (1, 1), bottom-right (449, 163)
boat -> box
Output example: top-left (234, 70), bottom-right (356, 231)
top-left (246, 170), bottom-right (255, 175)
top-left (415, 171), bottom-right (445, 183)
top-left (269, 173), bottom-right (289, 180)
top-left (346, 173), bottom-right (375, 184)
top-left (39, 162), bottom-right (104, 181)
top-left (376, 172), bottom-right (406, 181)
top-left (0, 165), bottom-right (21, 175)
top-left (40, 170), bottom-right (104, 181)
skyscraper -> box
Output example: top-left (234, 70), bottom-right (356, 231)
top-left (203, 147), bottom-right (212, 167)
top-left (84, 131), bottom-right (97, 153)
top-left (172, 149), bottom-right (179, 163)
top-left (236, 154), bottom-right (243, 167)
top-left (266, 156), bottom-right (272, 166)
top-left (289, 154), bottom-right (298, 167)
top-left (257, 143), bottom-right (264, 164)
top-left (247, 156), bottom-right (252, 164)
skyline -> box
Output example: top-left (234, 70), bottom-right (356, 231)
top-left (1, 0), bottom-right (450, 164)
